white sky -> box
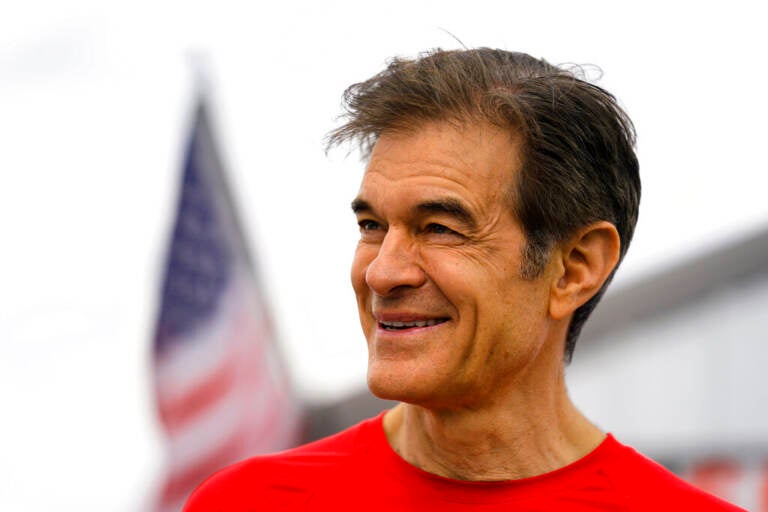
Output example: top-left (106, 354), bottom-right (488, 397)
top-left (1, 1), bottom-right (767, 510)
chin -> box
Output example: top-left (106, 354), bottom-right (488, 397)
top-left (367, 361), bottom-right (455, 407)
top-left (368, 362), bottom-right (422, 402)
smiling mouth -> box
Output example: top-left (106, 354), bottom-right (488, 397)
top-left (379, 318), bottom-right (449, 330)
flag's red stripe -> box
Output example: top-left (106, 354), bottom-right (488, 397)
top-left (159, 427), bottom-right (249, 508)
top-left (157, 351), bottom-right (238, 432)
top-left (160, 394), bottom-right (291, 508)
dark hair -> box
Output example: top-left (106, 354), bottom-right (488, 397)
top-left (327, 48), bottom-right (640, 362)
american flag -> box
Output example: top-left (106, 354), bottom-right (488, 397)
top-left (152, 99), bottom-right (303, 512)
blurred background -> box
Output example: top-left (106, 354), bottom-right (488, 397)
top-left (1, 0), bottom-right (766, 510)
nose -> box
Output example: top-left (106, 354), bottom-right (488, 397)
top-left (364, 228), bottom-right (426, 296)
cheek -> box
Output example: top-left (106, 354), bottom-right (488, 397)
top-left (426, 251), bottom-right (512, 303)
top-left (350, 245), bottom-right (371, 294)
top-left (351, 249), bottom-right (377, 338)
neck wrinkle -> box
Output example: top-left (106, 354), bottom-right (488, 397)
top-left (383, 363), bottom-right (604, 482)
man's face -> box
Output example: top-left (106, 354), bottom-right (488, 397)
top-left (351, 121), bottom-right (555, 408)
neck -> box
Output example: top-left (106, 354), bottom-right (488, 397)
top-left (382, 360), bottom-right (604, 481)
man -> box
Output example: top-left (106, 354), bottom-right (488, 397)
top-left (184, 48), bottom-right (743, 510)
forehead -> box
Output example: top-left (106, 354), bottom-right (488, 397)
top-left (358, 121), bottom-right (521, 209)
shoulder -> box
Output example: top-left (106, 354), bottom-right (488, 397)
top-left (601, 436), bottom-right (746, 511)
top-left (183, 415), bottom-right (379, 511)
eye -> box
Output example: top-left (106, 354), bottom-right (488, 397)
top-left (425, 223), bottom-right (460, 236)
top-left (358, 219), bottom-right (381, 232)
top-left (357, 219), bottom-right (386, 242)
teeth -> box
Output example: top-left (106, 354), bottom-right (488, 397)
top-left (381, 319), bottom-right (444, 329)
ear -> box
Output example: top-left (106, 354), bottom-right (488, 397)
top-left (549, 221), bottom-right (621, 321)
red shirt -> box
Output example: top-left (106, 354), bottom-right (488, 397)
top-left (184, 413), bottom-right (744, 511)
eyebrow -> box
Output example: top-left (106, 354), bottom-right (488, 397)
top-left (351, 197), bottom-right (477, 229)
top-left (350, 198), bottom-right (372, 214)
top-left (416, 199), bottom-right (477, 229)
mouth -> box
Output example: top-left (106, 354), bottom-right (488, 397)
top-left (378, 318), bottom-right (449, 331)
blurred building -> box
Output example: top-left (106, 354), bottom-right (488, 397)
top-left (308, 224), bottom-right (768, 510)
